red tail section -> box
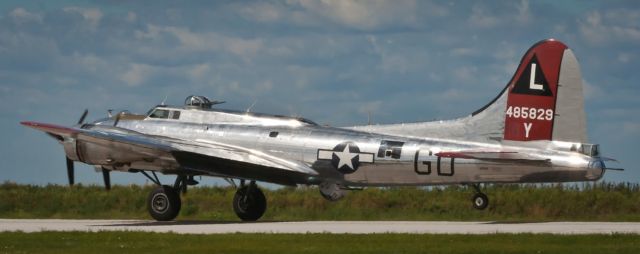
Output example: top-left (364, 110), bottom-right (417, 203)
top-left (503, 40), bottom-right (567, 141)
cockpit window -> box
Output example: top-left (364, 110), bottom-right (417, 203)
top-left (171, 111), bottom-right (181, 119)
top-left (149, 109), bottom-right (169, 119)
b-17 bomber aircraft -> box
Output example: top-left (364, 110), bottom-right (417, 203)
top-left (22, 39), bottom-right (620, 221)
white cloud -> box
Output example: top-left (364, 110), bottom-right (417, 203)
top-left (120, 63), bottom-right (154, 87)
top-left (126, 11), bottom-right (137, 23)
top-left (218, 80), bottom-right (273, 97)
top-left (603, 9), bottom-right (640, 25)
top-left (238, 2), bottom-right (282, 22)
top-left (595, 115), bottom-right (640, 137)
top-left (468, 1), bottom-right (532, 29)
top-left (188, 63), bottom-right (210, 81)
top-left (288, 0), bottom-right (419, 30)
top-left (165, 9), bottom-right (182, 22)
top-left (515, 0), bottom-right (531, 24)
top-left (580, 11), bottom-right (640, 45)
top-left (582, 79), bottom-right (602, 100)
top-left (617, 53), bottom-right (632, 63)
top-left (596, 108), bottom-right (640, 119)
top-left (285, 65), bottom-right (328, 88)
top-left (367, 35), bottom-right (411, 73)
top-left (453, 66), bottom-right (478, 83)
top-left (450, 47), bottom-right (478, 57)
top-left (468, 5), bottom-right (498, 28)
top-left (63, 6), bottom-right (103, 28)
top-left (72, 53), bottom-right (108, 73)
top-left (9, 8), bottom-right (42, 24)
top-left (226, 38), bottom-right (263, 57)
top-left (135, 25), bottom-right (264, 59)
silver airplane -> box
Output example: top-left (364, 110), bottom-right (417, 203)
top-left (22, 39), bottom-right (620, 221)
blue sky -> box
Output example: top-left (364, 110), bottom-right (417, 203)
top-left (0, 0), bottom-right (638, 186)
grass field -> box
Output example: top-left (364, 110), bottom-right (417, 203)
top-left (0, 232), bottom-right (639, 254)
top-left (1, 182), bottom-right (640, 221)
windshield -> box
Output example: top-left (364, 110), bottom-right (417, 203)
top-left (147, 108), bottom-right (170, 119)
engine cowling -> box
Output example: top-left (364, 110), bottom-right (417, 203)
top-left (63, 137), bottom-right (143, 165)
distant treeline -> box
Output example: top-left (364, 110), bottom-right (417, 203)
top-left (1, 182), bottom-right (639, 221)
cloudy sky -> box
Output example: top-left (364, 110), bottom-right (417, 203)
top-left (1, 0), bottom-right (638, 186)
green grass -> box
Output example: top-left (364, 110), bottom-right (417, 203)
top-left (1, 182), bottom-right (640, 221)
top-left (0, 232), bottom-right (638, 254)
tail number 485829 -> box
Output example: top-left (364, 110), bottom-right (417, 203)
top-left (506, 106), bottom-right (553, 121)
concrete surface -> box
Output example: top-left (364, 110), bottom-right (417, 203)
top-left (2, 219), bottom-right (640, 234)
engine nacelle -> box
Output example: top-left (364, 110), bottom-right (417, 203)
top-left (62, 138), bottom-right (125, 165)
top-left (319, 181), bottom-right (345, 201)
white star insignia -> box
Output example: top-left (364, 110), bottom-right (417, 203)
top-left (333, 144), bottom-right (358, 169)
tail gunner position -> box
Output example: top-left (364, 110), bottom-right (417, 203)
top-left (22, 39), bottom-right (620, 221)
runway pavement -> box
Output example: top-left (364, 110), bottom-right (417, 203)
top-left (1, 219), bottom-right (640, 234)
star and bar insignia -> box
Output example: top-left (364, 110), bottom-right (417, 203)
top-left (317, 141), bottom-right (375, 174)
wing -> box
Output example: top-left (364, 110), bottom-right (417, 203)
top-left (22, 121), bottom-right (317, 186)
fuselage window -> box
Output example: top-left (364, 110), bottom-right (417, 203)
top-left (149, 109), bottom-right (169, 119)
top-left (171, 111), bottom-right (181, 119)
top-left (269, 131), bottom-right (279, 137)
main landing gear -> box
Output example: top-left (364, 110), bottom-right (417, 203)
top-left (233, 180), bottom-right (267, 221)
top-left (471, 184), bottom-right (489, 210)
top-left (141, 171), bottom-right (267, 222)
top-left (148, 185), bottom-right (181, 221)
top-left (142, 172), bottom-right (198, 221)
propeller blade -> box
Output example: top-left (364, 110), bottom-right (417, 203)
top-left (77, 109), bottom-right (89, 125)
top-left (65, 157), bottom-right (74, 186)
top-left (102, 168), bottom-right (111, 190)
top-left (113, 113), bottom-right (121, 127)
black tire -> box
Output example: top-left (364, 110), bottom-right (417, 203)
top-left (147, 185), bottom-right (181, 221)
top-left (233, 185), bottom-right (267, 221)
top-left (472, 192), bottom-right (489, 210)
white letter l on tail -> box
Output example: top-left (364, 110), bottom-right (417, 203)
top-left (529, 63), bottom-right (544, 90)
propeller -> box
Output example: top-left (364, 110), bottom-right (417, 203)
top-left (66, 109), bottom-right (114, 190)
top-left (65, 109), bottom-right (88, 186)
top-left (66, 157), bottom-right (75, 186)
top-left (102, 168), bottom-right (111, 190)
top-left (77, 109), bottom-right (88, 125)
top-left (113, 112), bottom-right (121, 127)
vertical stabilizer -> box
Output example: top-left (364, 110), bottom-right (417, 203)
top-left (502, 40), bottom-right (566, 141)
top-left (500, 39), bottom-right (587, 143)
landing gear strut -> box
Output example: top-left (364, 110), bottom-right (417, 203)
top-left (471, 184), bottom-right (489, 210)
top-left (233, 181), bottom-right (267, 221)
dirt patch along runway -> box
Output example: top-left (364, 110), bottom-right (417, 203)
top-left (1, 219), bottom-right (640, 234)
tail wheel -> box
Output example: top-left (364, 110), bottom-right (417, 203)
top-left (233, 184), bottom-right (266, 221)
top-left (147, 185), bottom-right (181, 221)
top-left (472, 192), bottom-right (489, 210)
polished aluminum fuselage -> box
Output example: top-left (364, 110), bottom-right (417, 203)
top-left (94, 106), bottom-right (604, 187)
